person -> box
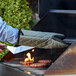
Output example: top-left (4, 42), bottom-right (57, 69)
top-left (0, 17), bottom-right (19, 44)
top-left (0, 17), bottom-right (19, 53)
top-left (0, 16), bottom-right (68, 53)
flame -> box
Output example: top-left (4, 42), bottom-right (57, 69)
top-left (32, 49), bottom-right (35, 52)
top-left (24, 52), bottom-right (34, 63)
top-left (24, 71), bottom-right (31, 74)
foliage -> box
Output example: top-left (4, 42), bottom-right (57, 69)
top-left (0, 41), bottom-right (14, 61)
top-left (0, 0), bottom-right (36, 60)
top-left (0, 0), bottom-right (33, 30)
top-left (0, 49), bottom-right (8, 61)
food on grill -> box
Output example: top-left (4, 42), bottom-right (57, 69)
top-left (20, 61), bottom-right (33, 65)
top-left (20, 61), bottom-right (27, 65)
top-left (20, 60), bottom-right (52, 67)
top-left (30, 63), bottom-right (47, 67)
top-left (38, 60), bottom-right (52, 64)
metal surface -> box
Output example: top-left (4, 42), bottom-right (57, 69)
top-left (50, 10), bottom-right (76, 14)
top-left (0, 63), bottom-right (31, 76)
top-left (44, 42), bottom-right (76, 75)
top-left (2, 62), bottom-right (46, 76)
top-left (38, 0), bottom-right (76, 18)
top-left (0, 45), bottom-right (34, 54)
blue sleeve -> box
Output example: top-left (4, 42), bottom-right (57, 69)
top-left (0, 17), bottom-right (19, 44)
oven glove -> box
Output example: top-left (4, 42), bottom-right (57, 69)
top-left (18, 30), bottom-right (68, 49)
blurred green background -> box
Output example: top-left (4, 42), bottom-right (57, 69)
top-left (0, 0), bottom-right (37, 60)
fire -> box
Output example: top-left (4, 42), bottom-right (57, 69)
top-left (32, 49), bottom-right (35, 52)
top-left (24, 52), bottom-right (34, 65)
top-left (24, 71), bottom-right (31, 74)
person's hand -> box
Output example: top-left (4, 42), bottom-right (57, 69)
top-left (0, 43), bottom-right (6, 53)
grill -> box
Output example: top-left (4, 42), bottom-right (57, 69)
top-left (1, 42), bottom-right (76, 76)
top-left (1, 0), bottom-right (76, 76)
top-left (0, 47), bottom-right (66, 76)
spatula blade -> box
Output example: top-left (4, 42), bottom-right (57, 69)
top-left (7, 46), bottom-right (34, 54)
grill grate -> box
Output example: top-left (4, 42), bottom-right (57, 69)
top-left (2, 62), bottom-right (46, 75)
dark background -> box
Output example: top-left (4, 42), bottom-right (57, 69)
top-left (33, 0), bottom-right (76, 38)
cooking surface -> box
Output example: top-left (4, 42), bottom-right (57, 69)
top-left (2, 62), bottom-right (47, 75)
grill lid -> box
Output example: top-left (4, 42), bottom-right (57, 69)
top-left (44, 41), bottom-right (76, 75)
top-left (34, 0), bottom-right (76, 38)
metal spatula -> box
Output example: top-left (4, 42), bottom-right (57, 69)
top-left (0, 45), bottom-right (34, 54)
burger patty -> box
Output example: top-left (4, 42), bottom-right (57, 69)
top-left (20, 61), bottom-right (33, 65)
top-left (38, 60), bottom-right (52, 64)
top-left (20, 61), bottom-right (27, 65)
top-left (30, 63), bottom-right (47, 67)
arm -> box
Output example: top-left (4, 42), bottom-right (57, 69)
top-left (0, 17), bottom-right (19, 44)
